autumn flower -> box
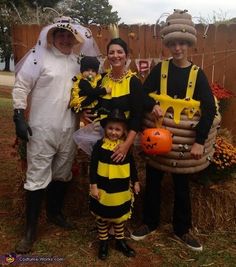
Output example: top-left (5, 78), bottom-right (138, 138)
top-left (211, 83), bottom-right (235, 100)
top-left (212, 136), bottom-right (236, 170)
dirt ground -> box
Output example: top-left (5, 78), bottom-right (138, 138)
top-left (0, 86), bottom-right (236, 267)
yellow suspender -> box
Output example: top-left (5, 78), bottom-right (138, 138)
top-left (186, 65), bottom-right (199, 98)
top-left (160, 59), bottom-right (199, 97)
top-left (160, 59), bottom-right (169, 95)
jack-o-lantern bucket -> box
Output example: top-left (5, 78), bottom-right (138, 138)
top-left (141, 128), bottom-right (173, 155)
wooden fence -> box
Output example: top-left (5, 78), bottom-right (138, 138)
top-left (12, 24), bottom-right (236, 135)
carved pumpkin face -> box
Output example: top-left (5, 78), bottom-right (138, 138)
top-left (141, 128), bottom-right (173, 155)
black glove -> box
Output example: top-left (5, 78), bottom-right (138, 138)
top-left (13, 109), bottom-right (32, 141)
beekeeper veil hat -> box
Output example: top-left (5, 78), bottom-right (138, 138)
top-left (15, 16), bottom-right (101, 76)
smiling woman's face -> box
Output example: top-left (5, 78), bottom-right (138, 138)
top-left (53, 30), bottom-right (76, 55)
top-left (107, 44), bottom-right (127, 68)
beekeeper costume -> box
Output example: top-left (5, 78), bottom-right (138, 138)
top-left (13, 17), bottom-right (100, 190)
top-left (12, 17), bottom-right (100, 254)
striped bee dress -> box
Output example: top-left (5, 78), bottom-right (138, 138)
top-left (89, 138), bottom-right (138, 223)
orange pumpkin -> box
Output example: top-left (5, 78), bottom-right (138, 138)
top-left (141, 128), bottom-right (173, 155)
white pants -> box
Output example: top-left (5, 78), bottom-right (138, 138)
top-left (25, 127), bottom-right (76, 191)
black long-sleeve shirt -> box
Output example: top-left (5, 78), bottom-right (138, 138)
top-left (143, 59), bottom-right (216, 144)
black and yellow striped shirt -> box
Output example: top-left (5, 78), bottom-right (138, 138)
top-left (98, 70), bottom-right (143, 132)
top-left (89, 138), bottom-right (138, 222)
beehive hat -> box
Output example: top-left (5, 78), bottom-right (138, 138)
top-left (160, 9), bottom-right (197, 46)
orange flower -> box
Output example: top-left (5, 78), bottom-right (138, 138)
top-left (212, 136), bottom-right (236, 170)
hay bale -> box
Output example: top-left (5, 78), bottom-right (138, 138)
top-left (65, 149), bottom-right (90, 217)
top-left (132, 175), bottom-right (236, 232)
top-left (131, 149), bottom-right (236, 232)
top-left (191, 179), bottom-right (236, 231)
top-left (13, 147), bottom-right (236, 233)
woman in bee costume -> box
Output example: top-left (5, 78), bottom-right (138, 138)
top-left (77, 25), bottom-right (143, 160)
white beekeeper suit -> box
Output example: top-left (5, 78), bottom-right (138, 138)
top-left (13, 17), bottom-right (100, 254)
top-left (13, 17), bottom-right (100, 191)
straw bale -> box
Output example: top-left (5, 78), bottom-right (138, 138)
top-left (132, 148), bottom-right (236, 232)
top-left (13, 148), bottom-right (236, 232)
top-left (191, 179), bottom-right (236, 231)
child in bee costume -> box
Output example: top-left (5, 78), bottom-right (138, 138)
top-left (89, 109), bottom-right (140, 260)
top-left (69, 56), bottom-right (111, 115)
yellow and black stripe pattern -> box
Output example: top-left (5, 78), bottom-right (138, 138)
top-left (97, 69), bottom-right (137, 121)
top-left (96, 218), bottom-right (125, 240)
top-left (96, 218), bottom-right (109, 240)
top-left (90, 138), bottom-right (133, 223)
top-left (69, 73), bottom-right (102, 112)
top-left (113, 221), bottom-right (125, 239)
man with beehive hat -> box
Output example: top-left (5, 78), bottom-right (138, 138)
top-left (131, 9), bottom-right (219, 251)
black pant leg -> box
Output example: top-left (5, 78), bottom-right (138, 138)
top-left (143, 164), bottom-right (164, 230)
top-left (172, 173), bottom-right (192, 236)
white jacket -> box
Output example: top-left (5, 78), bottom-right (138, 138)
top-left (12, 47), bottom-right (80, 130)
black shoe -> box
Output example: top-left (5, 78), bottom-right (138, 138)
top-left (115, 239), bottom-right (135, 257)
top-left (47, 213), bottom-right (76, 230)
top-left (98, 240), bottom-right (108, 260)
top-left (174, 232), bottom-right (203, 252)
top-left (131, 224), bottom-right (155, 241)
